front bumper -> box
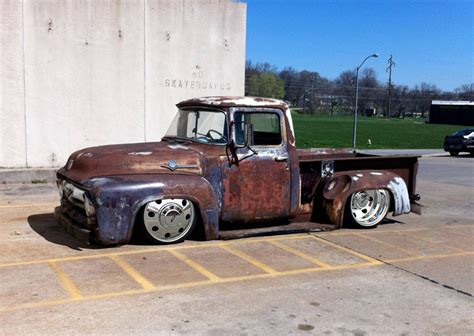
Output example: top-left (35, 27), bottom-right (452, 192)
top-left (55, 206), bottom-right (91, 243)
top-left (55, 179), bottom-right (97, 244)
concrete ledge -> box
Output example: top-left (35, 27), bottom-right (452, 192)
top-left (0, 168), bottom-right (57, 184)
top-left (359, 149), bottom-right (446, 157)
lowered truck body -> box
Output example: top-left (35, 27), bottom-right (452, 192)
top-left (55, 96), bottom-right (421, 245)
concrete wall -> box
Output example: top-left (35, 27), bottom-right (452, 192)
top-left (0, 0), bottom-right (246, 168)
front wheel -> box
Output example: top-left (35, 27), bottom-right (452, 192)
top-left (141, 199), bottom-right (196, 244)
top-left (347, 189), bottom-right (390, 228)
top-left (449, 151), bottom-right (459, 156)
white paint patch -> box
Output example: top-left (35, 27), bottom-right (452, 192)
top-left (370, 172), bottom-right (383, 176)
top-left (352, 176), bottom-right (359, 181)
top-left (356, 173), bottom-right (363, 177)
top-left (89, 177), bottom-right (116, 186)
top-left (168, 144), bottom-right (189, 150)
top-left (387, 177), bottom-right (411, 215)
top-left (193, 96), bottom-right (287, 108)
top-left (128, 151), bottom-right (152, 156)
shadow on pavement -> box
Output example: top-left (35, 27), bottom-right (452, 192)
top-left (28, 213), bottom-right (102, 251)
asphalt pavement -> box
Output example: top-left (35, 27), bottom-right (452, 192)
top-left (0, 155), bottom-right (472, 335)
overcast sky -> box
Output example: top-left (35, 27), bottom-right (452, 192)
top-left (245, 0), bottom-right (473, 91)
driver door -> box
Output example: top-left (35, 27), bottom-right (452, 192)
top-left (221, 109), bottom-right (291, 223)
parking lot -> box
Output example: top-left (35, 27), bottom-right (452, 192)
top-left (0, 155), bottom-right (473, 335)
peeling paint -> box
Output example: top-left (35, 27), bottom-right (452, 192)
top-left (387, 177), bottom-right (411, 215)
top-left (128, 151), bottom-right (152, 156)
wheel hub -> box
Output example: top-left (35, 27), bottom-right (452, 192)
top-left (350, 189), bottom-right (390, 227)
top-left (143, 199), bottom-right (195, 243)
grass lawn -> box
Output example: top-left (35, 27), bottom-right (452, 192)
top-left (292, 113), bottom-right (462, 149)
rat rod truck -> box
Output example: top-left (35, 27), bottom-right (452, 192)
top-left (55, 96), bottom-right (421, 245)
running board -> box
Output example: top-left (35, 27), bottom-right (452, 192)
top-left (218, 222), bottom-right (335, 240)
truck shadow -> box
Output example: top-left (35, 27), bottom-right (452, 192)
top-left (27, 213), bottom-right (102, 251)
top-left (27, 213), bottom-right (204, 249)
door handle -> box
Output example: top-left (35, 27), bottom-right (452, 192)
top-left (274, 156), bottom-right (289, 162)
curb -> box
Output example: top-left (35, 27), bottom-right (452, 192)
top-left (0, 168), bottom-right (57, 184)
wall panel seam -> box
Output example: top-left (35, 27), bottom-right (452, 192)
top-left (21, 0), bottom-right (28, 167)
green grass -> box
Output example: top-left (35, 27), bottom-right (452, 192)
top-left (292, 114), bottom-right (461, 149)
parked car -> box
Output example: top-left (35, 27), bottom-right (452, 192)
top-left (443, 128), bottom-right (474, 156)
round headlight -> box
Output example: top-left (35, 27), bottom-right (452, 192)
top-left (83, 194), bottom-right (96, 217)
top-left (57, 180), bottom-right (65, 198)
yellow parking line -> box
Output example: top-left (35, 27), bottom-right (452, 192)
top-left (352, 233), bottom-right (422, 257)
top-left (386, 251), bottom-right (474, 263)
top-left (2, 250), bottom-right (473, 313)
top-left (220, 245), bottom-right (278, 275)
top-left (0, 202), bottom-right (58, 209)
top-left (319, 228), bottom-right (428, 236)
top-left (0, 298), bottom-right (75, 313)
top-left (109, 255), bottom-right (156, 290)
top-left (268, 240), bottom-right (331, 268)
top-left (309, 235), bottom-right (382, 265)
top-left (396, 232), bottom-right (467, 253)
top-left (442, 225), bottom-right (473, 230)
top-left (0, 235), bottom-right (312, 270)
top-left (168, 250), bottom-right (221, 282)
top-left (48, 262), bottom-right (83, 300)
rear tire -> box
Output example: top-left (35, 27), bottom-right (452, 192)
top-left (449, 151), bottom-right (459, 156)
top-left (346, 189), bottom-right (390, 228)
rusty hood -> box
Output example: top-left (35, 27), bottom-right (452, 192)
top-left (58, 141), bottom-right (205, 183)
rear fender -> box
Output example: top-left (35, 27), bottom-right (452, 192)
top-left (320, 170), bottom-right (411, 228)
top-left (85, 174), bottom-right (219, 245)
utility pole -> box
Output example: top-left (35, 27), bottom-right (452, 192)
top-left (386, 55), bottom-right (395, 118)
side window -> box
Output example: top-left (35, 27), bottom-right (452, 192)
top-left (235, 112), bottom-right (282, 146)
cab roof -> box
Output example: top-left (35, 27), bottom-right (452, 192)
top-left (177, 96), bottom-right (289, 110)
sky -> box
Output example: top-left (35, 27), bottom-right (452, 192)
top-left (245, 0), bottom-right (473, 91)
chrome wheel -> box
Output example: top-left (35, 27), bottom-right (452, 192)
top-left (143, 199), bottom-right (195, 244)
top-left (350, 189), bottom-right (390, 227)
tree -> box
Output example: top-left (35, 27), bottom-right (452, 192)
top-left (454, 83), bottom-right (474, 100)
top-left (247, 73), bottom-right (285, 99)
top-left (279, 67), bottom-right (301, 104)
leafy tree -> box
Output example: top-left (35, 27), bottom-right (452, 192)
top-left (247, 73), bottom-right (285, 99)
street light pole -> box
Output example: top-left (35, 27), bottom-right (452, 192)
top-left (352, 53), bottom-right (379, 152)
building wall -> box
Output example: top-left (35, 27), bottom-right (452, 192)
top-left (0, 0), bottom-right (246, 167)
top-left (430, 104), bottom-right (474, 126)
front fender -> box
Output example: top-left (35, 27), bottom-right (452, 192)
top-left (84, 174), bottom-right (219, 245)
top-left (320, 170), bottom-right (411, 228)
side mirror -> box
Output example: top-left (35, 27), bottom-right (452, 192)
top-left (231, 121), bottom-right (253, 148)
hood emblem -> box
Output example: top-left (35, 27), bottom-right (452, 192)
top-left (161, 160), bottom-right (198, 172)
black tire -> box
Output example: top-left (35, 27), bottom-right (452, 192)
top-left (449, 151), bottom-right (459, 156)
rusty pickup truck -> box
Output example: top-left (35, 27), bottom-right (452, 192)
top-left (55, 96), bottom-right (421, 245)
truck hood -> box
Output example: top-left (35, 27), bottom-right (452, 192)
top-left (59, 141), bottom-right (205, 183)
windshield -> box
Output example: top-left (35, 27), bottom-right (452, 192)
top-left (452, 129), bottom-right (474, 136)
top-left (164, 109), bottom-right (228, 145)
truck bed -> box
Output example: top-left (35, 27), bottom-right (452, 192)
top-left (296, 148), bottom-right (420, 204)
